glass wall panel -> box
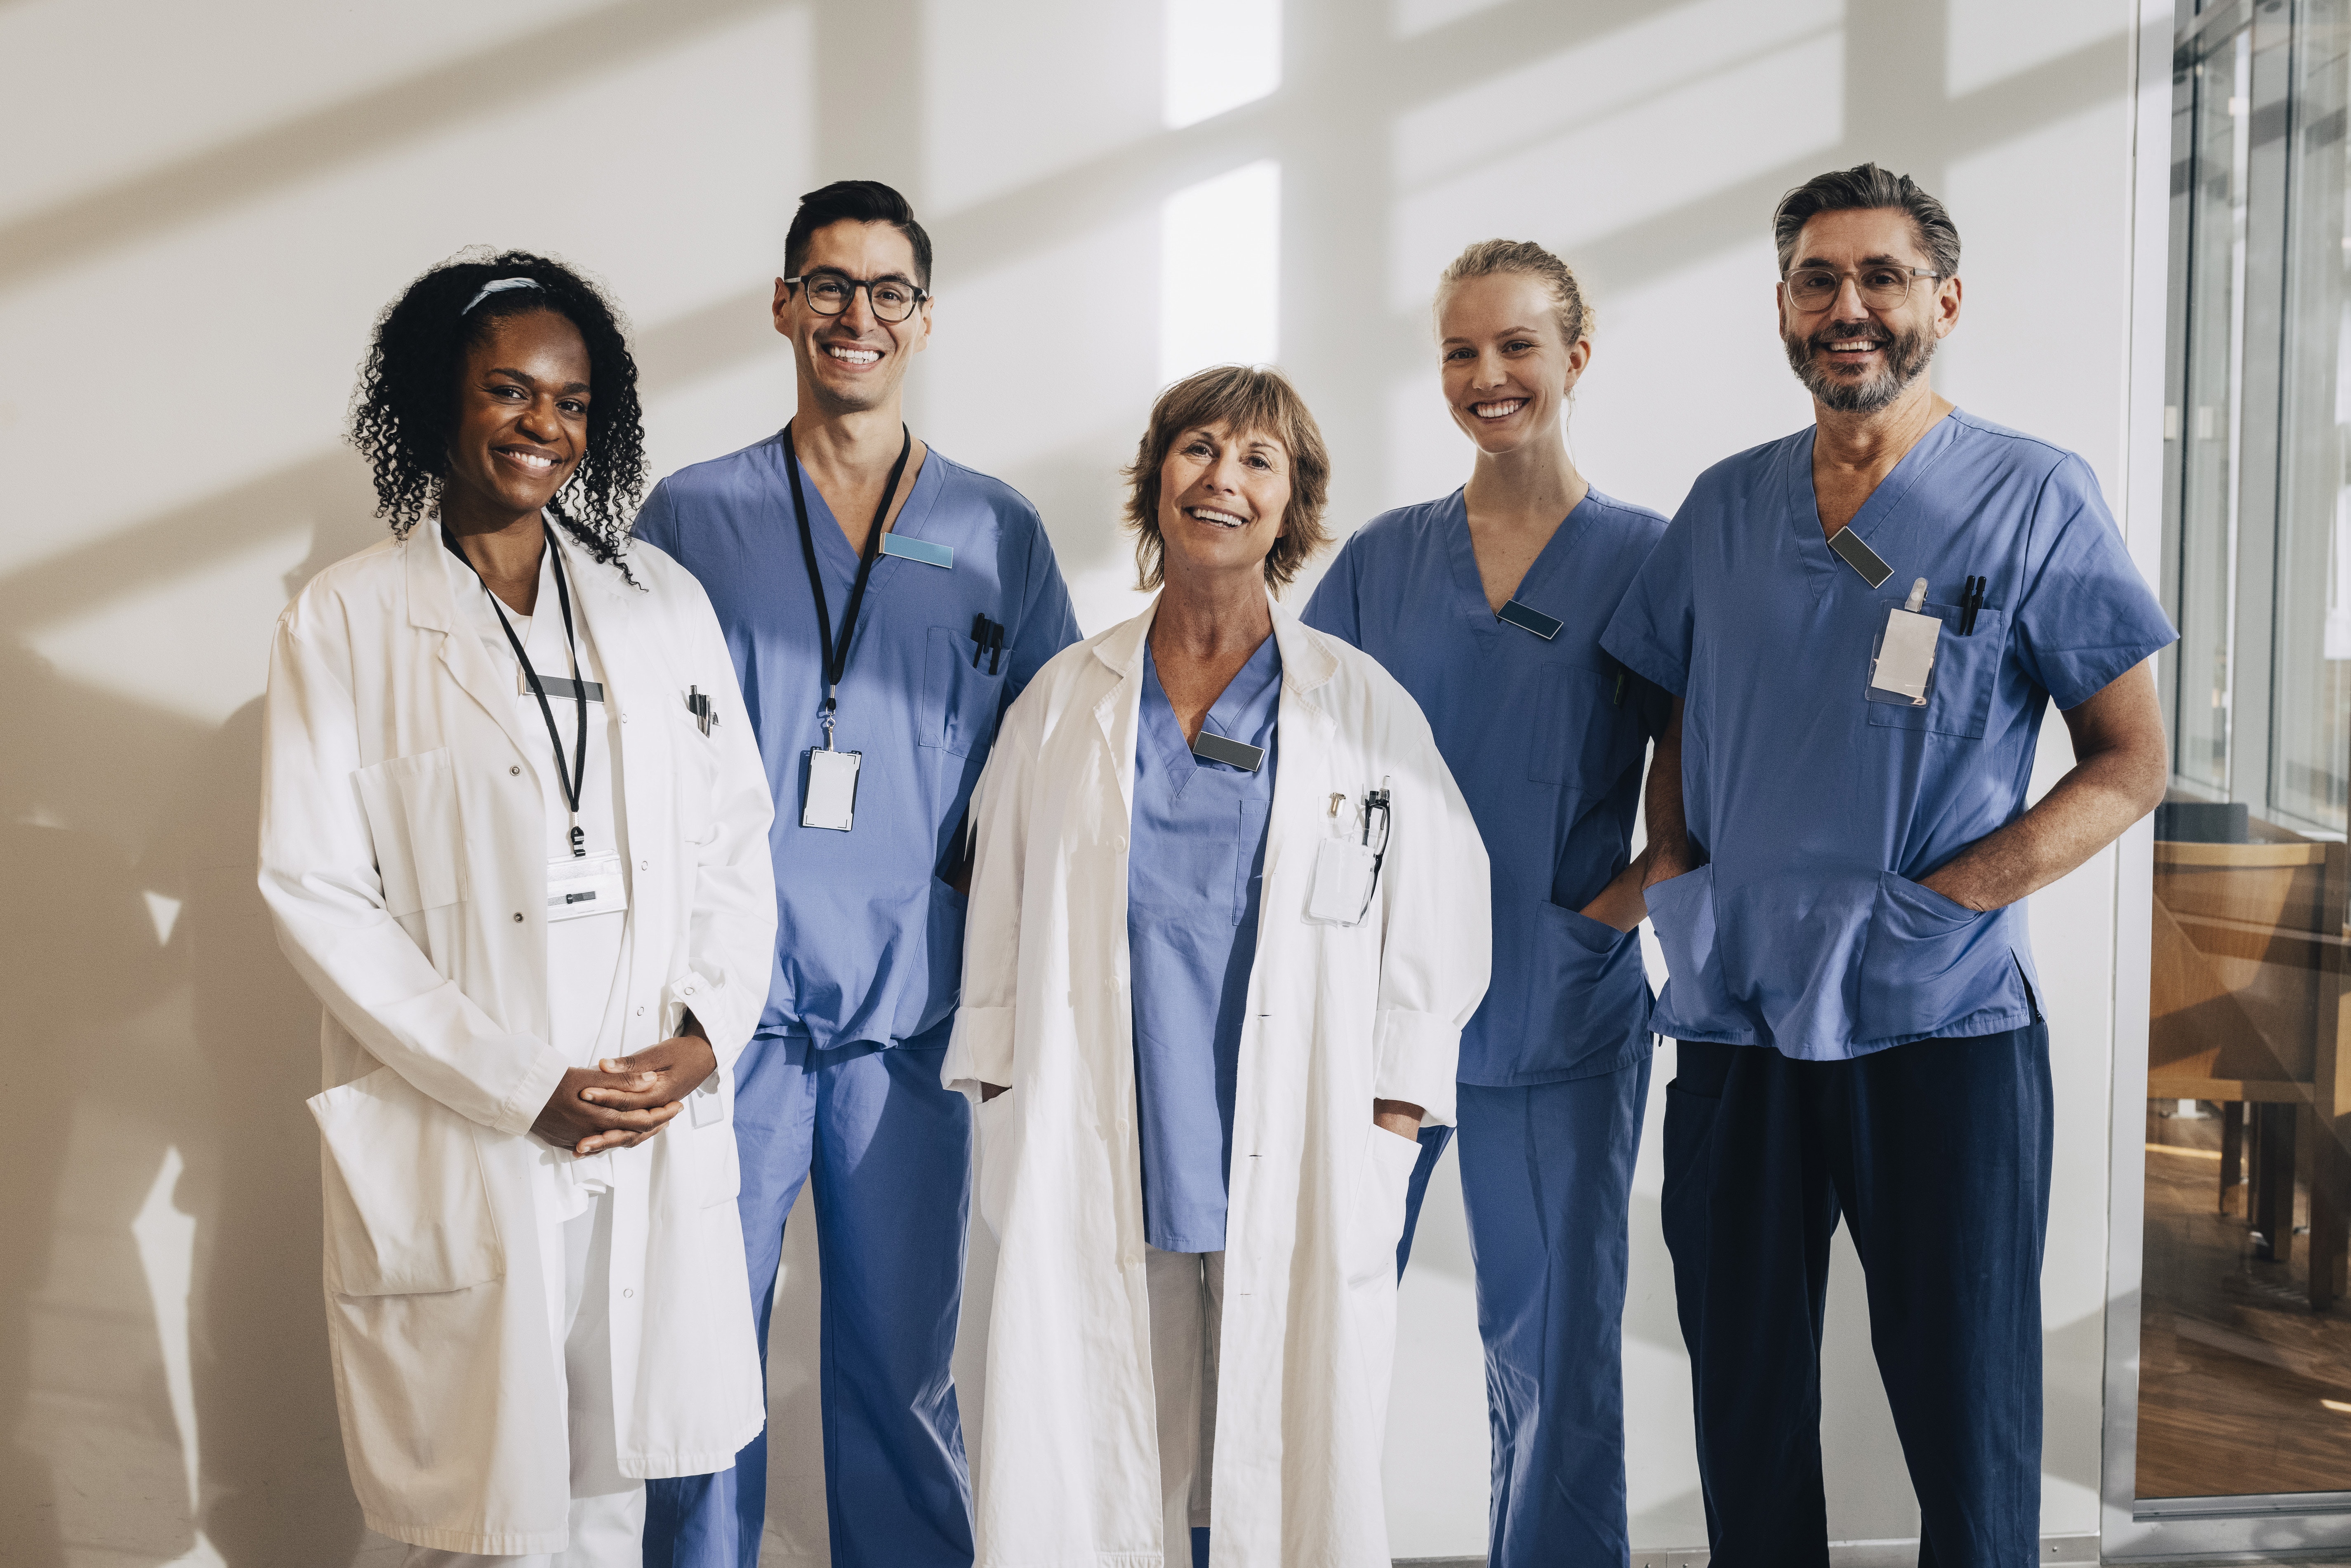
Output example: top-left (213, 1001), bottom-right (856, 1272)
top-left (2142, 0), bottom-right (2351, 1509)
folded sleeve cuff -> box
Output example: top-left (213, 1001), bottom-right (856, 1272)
top-left (944, 1005), bottom-right (1015, 1101)
top-left (490, 1042), bottom-right (571, 1139)
top-left (1373, 1007), bottom-right (1461, 1127)
top-left (664, 965), bottom-right (753, 1070)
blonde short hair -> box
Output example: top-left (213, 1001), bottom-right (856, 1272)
top-left (1122, 365), bottom-right (1332, 595)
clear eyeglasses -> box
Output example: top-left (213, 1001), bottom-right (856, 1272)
top-left (784, 270), bottom-right (928, 324)
top-left (1782, 264), bottom-right (1943, 313)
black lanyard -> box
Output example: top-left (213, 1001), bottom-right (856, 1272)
top-left (785, 421), bottom-right (913, 749)
top-left (443, 524), bottom-right (589, 857)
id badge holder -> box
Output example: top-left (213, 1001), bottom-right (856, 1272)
top-left (547, 852), bottom-right (629, 922)
top-left (1866, 578), bottom-right (1941, 708)
top-left (1306, 840), bottom-right (1378, 925)
top-left (803, 746), bottom-right (862, 832)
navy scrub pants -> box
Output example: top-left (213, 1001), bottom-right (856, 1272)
top-left (1661, 1022), bottom-right (2053, 1568)
top-left (642, 1033), bottom-right (974, 1568)
top-left (1395, 1052), bottom-right (1654, 1568)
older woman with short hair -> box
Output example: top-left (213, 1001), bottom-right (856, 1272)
top-left (947, 365), bottom-right (1492, 1567)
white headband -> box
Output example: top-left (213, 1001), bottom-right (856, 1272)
top-left (461, 276), bottom-right (543, 314)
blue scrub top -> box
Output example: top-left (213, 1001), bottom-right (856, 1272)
top-left (633, 433), bottom-right (1081, 1050)
top-left (1303, 488), bottom-right (1668, 1085)
top-left (1601, 410), bottom-right (2176, 1061)
top-left (1128, 636), bottom-right (1281, 1255)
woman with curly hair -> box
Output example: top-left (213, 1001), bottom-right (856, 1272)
top-left (259, 252), bottom-right (776, 1564)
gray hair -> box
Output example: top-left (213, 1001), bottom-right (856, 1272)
top-left (1436, 238), bottom-right (1592, 346)
top-left (1772, 163), bottom-right (1960, 280)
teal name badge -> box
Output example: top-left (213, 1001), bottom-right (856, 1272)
top-left (880, 535), bottom-right (954, 569)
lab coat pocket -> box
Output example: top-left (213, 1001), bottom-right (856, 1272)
top-left (1527, 664), bottom-right (1646, 789)
top-left (973, 1090), bottom-right (1017, 1241)
top-left (1864, 606), bottom-right (2007, 740)
top-left (309, 1065), bottom-right (502, 1296)
top-left (1854, 872), bottom-right (2011, 1041)
top-left (671, 711), bottom-right (720, 848)
top-left (353, 748), bottom-right (466, 916)
top-left (922, 624), bottom-right (1008, 758)
top-left (1642, 865), bottom-right (1748, 1041)
top-left (1344, 1125), bottom-right (1421, 1289)
top-left (1529, 902), bottom-right (1650, 1052)
top-left (664, 1074), bottom-right (740, 1209)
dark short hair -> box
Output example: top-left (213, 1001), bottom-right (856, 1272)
top-left (1122, 365), bottom-right (1332, 596)
top-left (348, 249), bottom-right (645, 582)
top-left (1772, 162), bottom-right (1960, 281)
top-left (785, 179), bottom-right (934, 288)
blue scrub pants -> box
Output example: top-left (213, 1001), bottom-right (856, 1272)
top-left (1661, 1023), bottom-right (2052, 1568)
top-left (642, 1035), bottom-right (973, 1568)
top-left (1395, 1054), bottom-right (1654, 1568)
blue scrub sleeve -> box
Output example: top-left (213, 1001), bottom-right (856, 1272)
top-left (2012, 457), bottom-right (2177, 709)
top-left (1298, 538), bottom-right (1362, 645)
top-left (630, 479), bottom-right (679, 555)
top-left (1001, 510), bottom-right (1081, 700)
top-left (1599, 506), bottom-right (1696, 698)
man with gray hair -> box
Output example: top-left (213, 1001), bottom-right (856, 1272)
top-left (1603, 164), bottom-right (2174, 1560)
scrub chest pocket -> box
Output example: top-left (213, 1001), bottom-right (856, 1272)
top-left (1528, 662), bottom-right (1645, 786)
top-left (923, 623), bottom-right (1007, 756)
top-left (1865, 602), bottom-right (2007, 740)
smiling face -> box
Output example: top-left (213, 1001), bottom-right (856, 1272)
top-left (1155, 421), bottom-right (1292, 587)
top-left (1438, 271), bottom-right (1589, 456)
top-left (1777, 207), bottom-right (1959, 414)
top-left (773, 219), bottom-right (933, 416)
top-left (443, 308), bottom-right (590, 524)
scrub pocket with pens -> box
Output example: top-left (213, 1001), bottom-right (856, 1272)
top-left (1864, 582), bottom-right (2006, 740)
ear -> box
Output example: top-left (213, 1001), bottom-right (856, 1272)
top-left (771, 277), bottom-right (793, 337)
top-left (1562, 335), bottom-right (1593, 395)
top-left (1932, 275), bottom-right (1963, 340)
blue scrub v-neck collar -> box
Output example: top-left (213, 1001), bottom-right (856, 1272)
top-left (787, 437), bottom-right (947, 591)
top-left (1142, 636), bottom-right (1281, 803)
top-left (1789, 412), bottom-right (1962, 591)
top-left (1440, 486), bottom-right (1597, 642)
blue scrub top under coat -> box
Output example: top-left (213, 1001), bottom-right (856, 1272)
top-left (1303, 488), bottom-right (1668, 1085)
top-left (1600, 410), bottom-right (2175, 1061)
top-left (1128, 636), bottom-right (1281, 1255)
top-left (633, 433), bottom-right (1081, 1050)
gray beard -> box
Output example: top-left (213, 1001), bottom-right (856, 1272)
top-left (1785, 321), bottom-right (1936, 413)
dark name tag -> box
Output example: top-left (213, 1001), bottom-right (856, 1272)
top-left (519, 673), bottom-right (604, 702)
top-left (1497, 600), bottom-right (1562, 639)
top-left (1826, 528), bottom-right (1894, 588)
top-left (1191, 731), bottom-right (1265, 772)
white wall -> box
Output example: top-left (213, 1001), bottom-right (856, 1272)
top-left (0, 2), bottom-right (2146, 1562)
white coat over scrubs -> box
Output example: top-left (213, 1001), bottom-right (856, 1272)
top-left (259, 522), bottom-right (777, 1555)
top-left (946, 600), bottom-right (1492, 1568)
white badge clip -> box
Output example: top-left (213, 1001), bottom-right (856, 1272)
top-left (547, 853), bottom-right (628, 922)
top-left (1868, 578), bottom-right (1941, 707)
top-left (803, 746), bottom-right (862, 832)
top-left (1307, 839), bottom-right (1378, 925)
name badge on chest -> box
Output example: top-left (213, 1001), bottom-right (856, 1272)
top-left (1867, 577), bottom-right (1941, 706)
top-left (803, 746), bottom-right (862, 832)
top-left (547, 853), bottom-right (628, 922)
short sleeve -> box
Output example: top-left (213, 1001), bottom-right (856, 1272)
top-left (2012, 456), bottom-right (2177, 710)
top-left (1600, 505), bottom-right (1698, 697)
top-left (1004, 506), bottom-right (1081, 699)
top-left (631, 478), bottom-right (679, 556)
top-left (1299, 537), bottom-right (1362, 647)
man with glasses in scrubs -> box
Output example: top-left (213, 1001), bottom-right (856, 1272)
top-left (634, 179), bottom-right (1080, 1568)
top-left (1602, 164), bottom-right (2174, 1563)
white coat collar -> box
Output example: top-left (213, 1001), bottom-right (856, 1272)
top-left (1087, 591), bottom-right (1338, 812)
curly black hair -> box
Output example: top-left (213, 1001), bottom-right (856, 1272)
top-left (348, 249), bottom-right (647, 582)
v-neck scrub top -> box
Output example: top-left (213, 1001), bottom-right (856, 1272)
top-left (1303, 487), bottom-right (1668, 1085)
top-left (1127, 637), bottom-right (1282, 1254)
top-left (1600, 410), bottom-right (2176, 1061)
top-left (632, 434), bottom-right (1081, 1051)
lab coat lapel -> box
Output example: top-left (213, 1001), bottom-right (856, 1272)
top-left (1089, 597), bottom-right (1158, 815)
top-left (1265, 599), bottom-right (1340, 890)
top-left (407, 523), bottom-right (541, 774)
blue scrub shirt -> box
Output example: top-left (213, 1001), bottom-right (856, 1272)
top-left (1303, 488), bottom-right (1668, 1085)
top-left (1601, 410), bottom-right (2176, 1061)
top-left (633, 434), bottom-right (1081, 1050)
top-left (1128, 636), bottom-right (1281, 1255)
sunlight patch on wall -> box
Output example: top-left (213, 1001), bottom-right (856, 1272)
top-left (1946, 0), bottom-right (2124, 99)
top-left (1162, 0), bottom-right (1281, 129)
top-left (25, 526), bottom-right (312, 727)
top-left (1391, 0), bottom-right (1509, 40)
top-left (923, 0), bottom-right (1159, 214)
top-left (132, 1145), bottom-right (230, 1567)
top-left (1159, 160), bottom-right (1279, 384)
top-left (1388, 32), bottom-right (1845, 312)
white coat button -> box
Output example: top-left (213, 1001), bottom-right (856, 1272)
top-left (512, 912), bottom-right (524, 923)
top-left (620, 712), bottom-right (629, 723)
top-left (636, 1006), bottom-right (645, 1017)
top-left (683, 986), bottom-right (696, 997)
top-left (509, 765), bottom-right (521, 776)
top-left (622, 1288), bottom-right (634, 1299)
top-left (639, 859), bottom-right (650, 870)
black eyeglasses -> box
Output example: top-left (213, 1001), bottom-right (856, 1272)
top-left (1783, 264), bottom-right (1943, 313)
top-left (784, 269), bottom-right (929, 324)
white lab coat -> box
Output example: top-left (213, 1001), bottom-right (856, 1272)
top-left (946, 599), bottom-right (1492, 1568)
top-left (259, 523), bottom-right (776, 1555)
